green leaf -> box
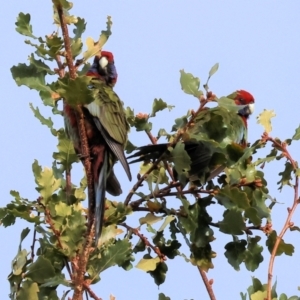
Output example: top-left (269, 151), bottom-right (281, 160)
top-left (26, 256), bottom-right (56, 283)
top-left (133, 114), bottom-right (152, 132)
top-left (11, 63), bottom-right (52, 92)
top-left (170, 142), bottom-right (191, 175)
top-left (179, 70), bottom-right (202, 98)
top-left (244, 236), bottom-right (264, 271)
top-left (15, 13), bottom-right (36, 38)
top-left (277, 162), bottom-right (294, 190)
top-left (139, 213), bottom-right (163, 226)
top-left (57, 75), bottom-right (95, 105)
top-left (32, 160), bottom-right (62, 202)
top-left (151, 98), bottom-right (174, 117)
top-left (73, 17), bottom-right (86, 39)
top-left (17, 281), bottom-right (39, 300)
top-left (257, 109), bottom-right (276, 133)
top-left (28, 54), bottom-right (55, 75)
top-left (19, 228), bottom-right (30, 251)
top-left (125, 139), bottom-right (137, 154)
top-left (148, 260), bottom-right (168, 286)
top-left (266, 230), bottom-right (294, 256)
top-left (82, 16), bottom-right (112, 61)
top-left (158, 215), bottom-right (176, 232)
top-left (136, 256), bottom-right (160, 271)
top-left (12, 249), bottom-right (28, 276)
top-left (208, 63), bottom-right (219, 77)
top-left (53, 129), bottom-right (79, 170)
top-left (158, 293), bottom-right (171, 300)
top-left (224, 236), bottom-right (247, 270)
top-left (292, 125), bottom-right (300, 140)
top-left (219, 210), bottom-right (245, 235)
top-left (29, 104), bottom-right (56, 135)
top-left (88, 239), bottom-right (134, 278)
top-left (215, 186), bottom-right (250, 210)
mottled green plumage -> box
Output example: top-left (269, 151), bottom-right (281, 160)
top-left (129, 90), bottom-right (254, 185)
top-left (86, 80), bottom-right (130, 145)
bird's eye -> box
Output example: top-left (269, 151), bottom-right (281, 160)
top-left (239, 98), bottom-right (245, 104)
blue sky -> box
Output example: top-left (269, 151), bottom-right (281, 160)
top-left (1, 1), bottom-right (300, 299)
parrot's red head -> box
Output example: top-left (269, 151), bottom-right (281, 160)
top-left (86, 51), bottom-right (118, 86)
top-left (228, 90), bottom-right (255, 119)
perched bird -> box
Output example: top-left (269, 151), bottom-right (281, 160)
top-left (128, 90), bottom-right (254, 185)
top-left (64, 51), bottom-right (132, 243)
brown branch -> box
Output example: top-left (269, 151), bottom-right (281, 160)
top-left (265, 133), bottom-right (299, 300)
top-left (30, 212), bottom-right (40, 261)
top-left (83, 283), bottom-right (102, 300)
top-left (120, 223), bottom-right (166, 261)
top-left (54, 4), bottom-right (96, 300)
top-left (197, 267), bottom-right (217, 300)
top-left (130, 182), bottom-right (214, 209)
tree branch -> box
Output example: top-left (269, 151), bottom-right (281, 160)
top-left (266, 134), bottom-right (299, 300)
top-left (54, 3), bottom-right (96, 300)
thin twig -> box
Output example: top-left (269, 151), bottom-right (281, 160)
top-left (83, 283), bottom-right (102, 300)
top-left (197, 267), bottom-right (217, 300)
top-left (30, 212), bottom-right (40, 261)
top-left (120, 223), bottom-right (166, 261)
top-left (265, 134), bottom-right (299, 300)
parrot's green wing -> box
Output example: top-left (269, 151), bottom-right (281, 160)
top-left (85, 80), bottom-right (131, 180)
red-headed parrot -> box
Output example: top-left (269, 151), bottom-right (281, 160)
top-left (64, 51), bottom-right (131, 243)
top-left (128, 90), bottom-right (254, 184)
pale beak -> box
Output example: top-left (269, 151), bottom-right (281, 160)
top-left (99, 56), bottom-right (108, 69)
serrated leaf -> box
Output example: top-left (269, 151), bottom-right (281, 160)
top-left (219, 210), bottom-right (245, 235)
top-left (11, 63), bottom-right (52, 92)
top-left (277, 162), bottom-right (294, 190)
top-left (57, 75), bottom-right (95, 105)
top-left (215, 186), bottom-right (250, 210)
top-left (26, 256), bottom-right (56, 283)
top-left (257, 110), bottom-right (276, 133)
top-left (266, 230), bottom-right (294, 256)
top-left (53, 129), bottom-right (79, 169)
top-left (158, 293), bottom-right (171, 300)
top-left (87, 239), bottom-right (133, 280)
top-left (29, 104), bottom-right (56, 135)
top-left (32, 160), bottom-right (61, 201)
top-left (224, 237), bottom-right (247, 270)
top-left (151, 98), bottom-right (174, 117)
top-left (140, 213), bottom-right (163, 226)
top-left (148, 260), bottom-right (168, 286)
top-left (292, 125), bottom-right (300, 140)
top-left (244, 236), bottom-right (264, 271)
top-left (28, 54), bottom-right (55, 75)
top-left (136, 256), bottom-right (160, 271)
top-left (15, 13), bottom-right (36, 38)
top-left (82, 16), bottom-right (112, 61)
top-left (179, 70), bottom-right (202, 98)
top-left (73, 17), bottom-right (86, 39)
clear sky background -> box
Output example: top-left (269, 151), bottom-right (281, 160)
top-left (1, 1), bottom-right (300, 299)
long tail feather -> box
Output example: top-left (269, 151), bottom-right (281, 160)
top-left (127, 143), bottom-right (169, 163)
top-left (95, 150), bottom-right (108, 245)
